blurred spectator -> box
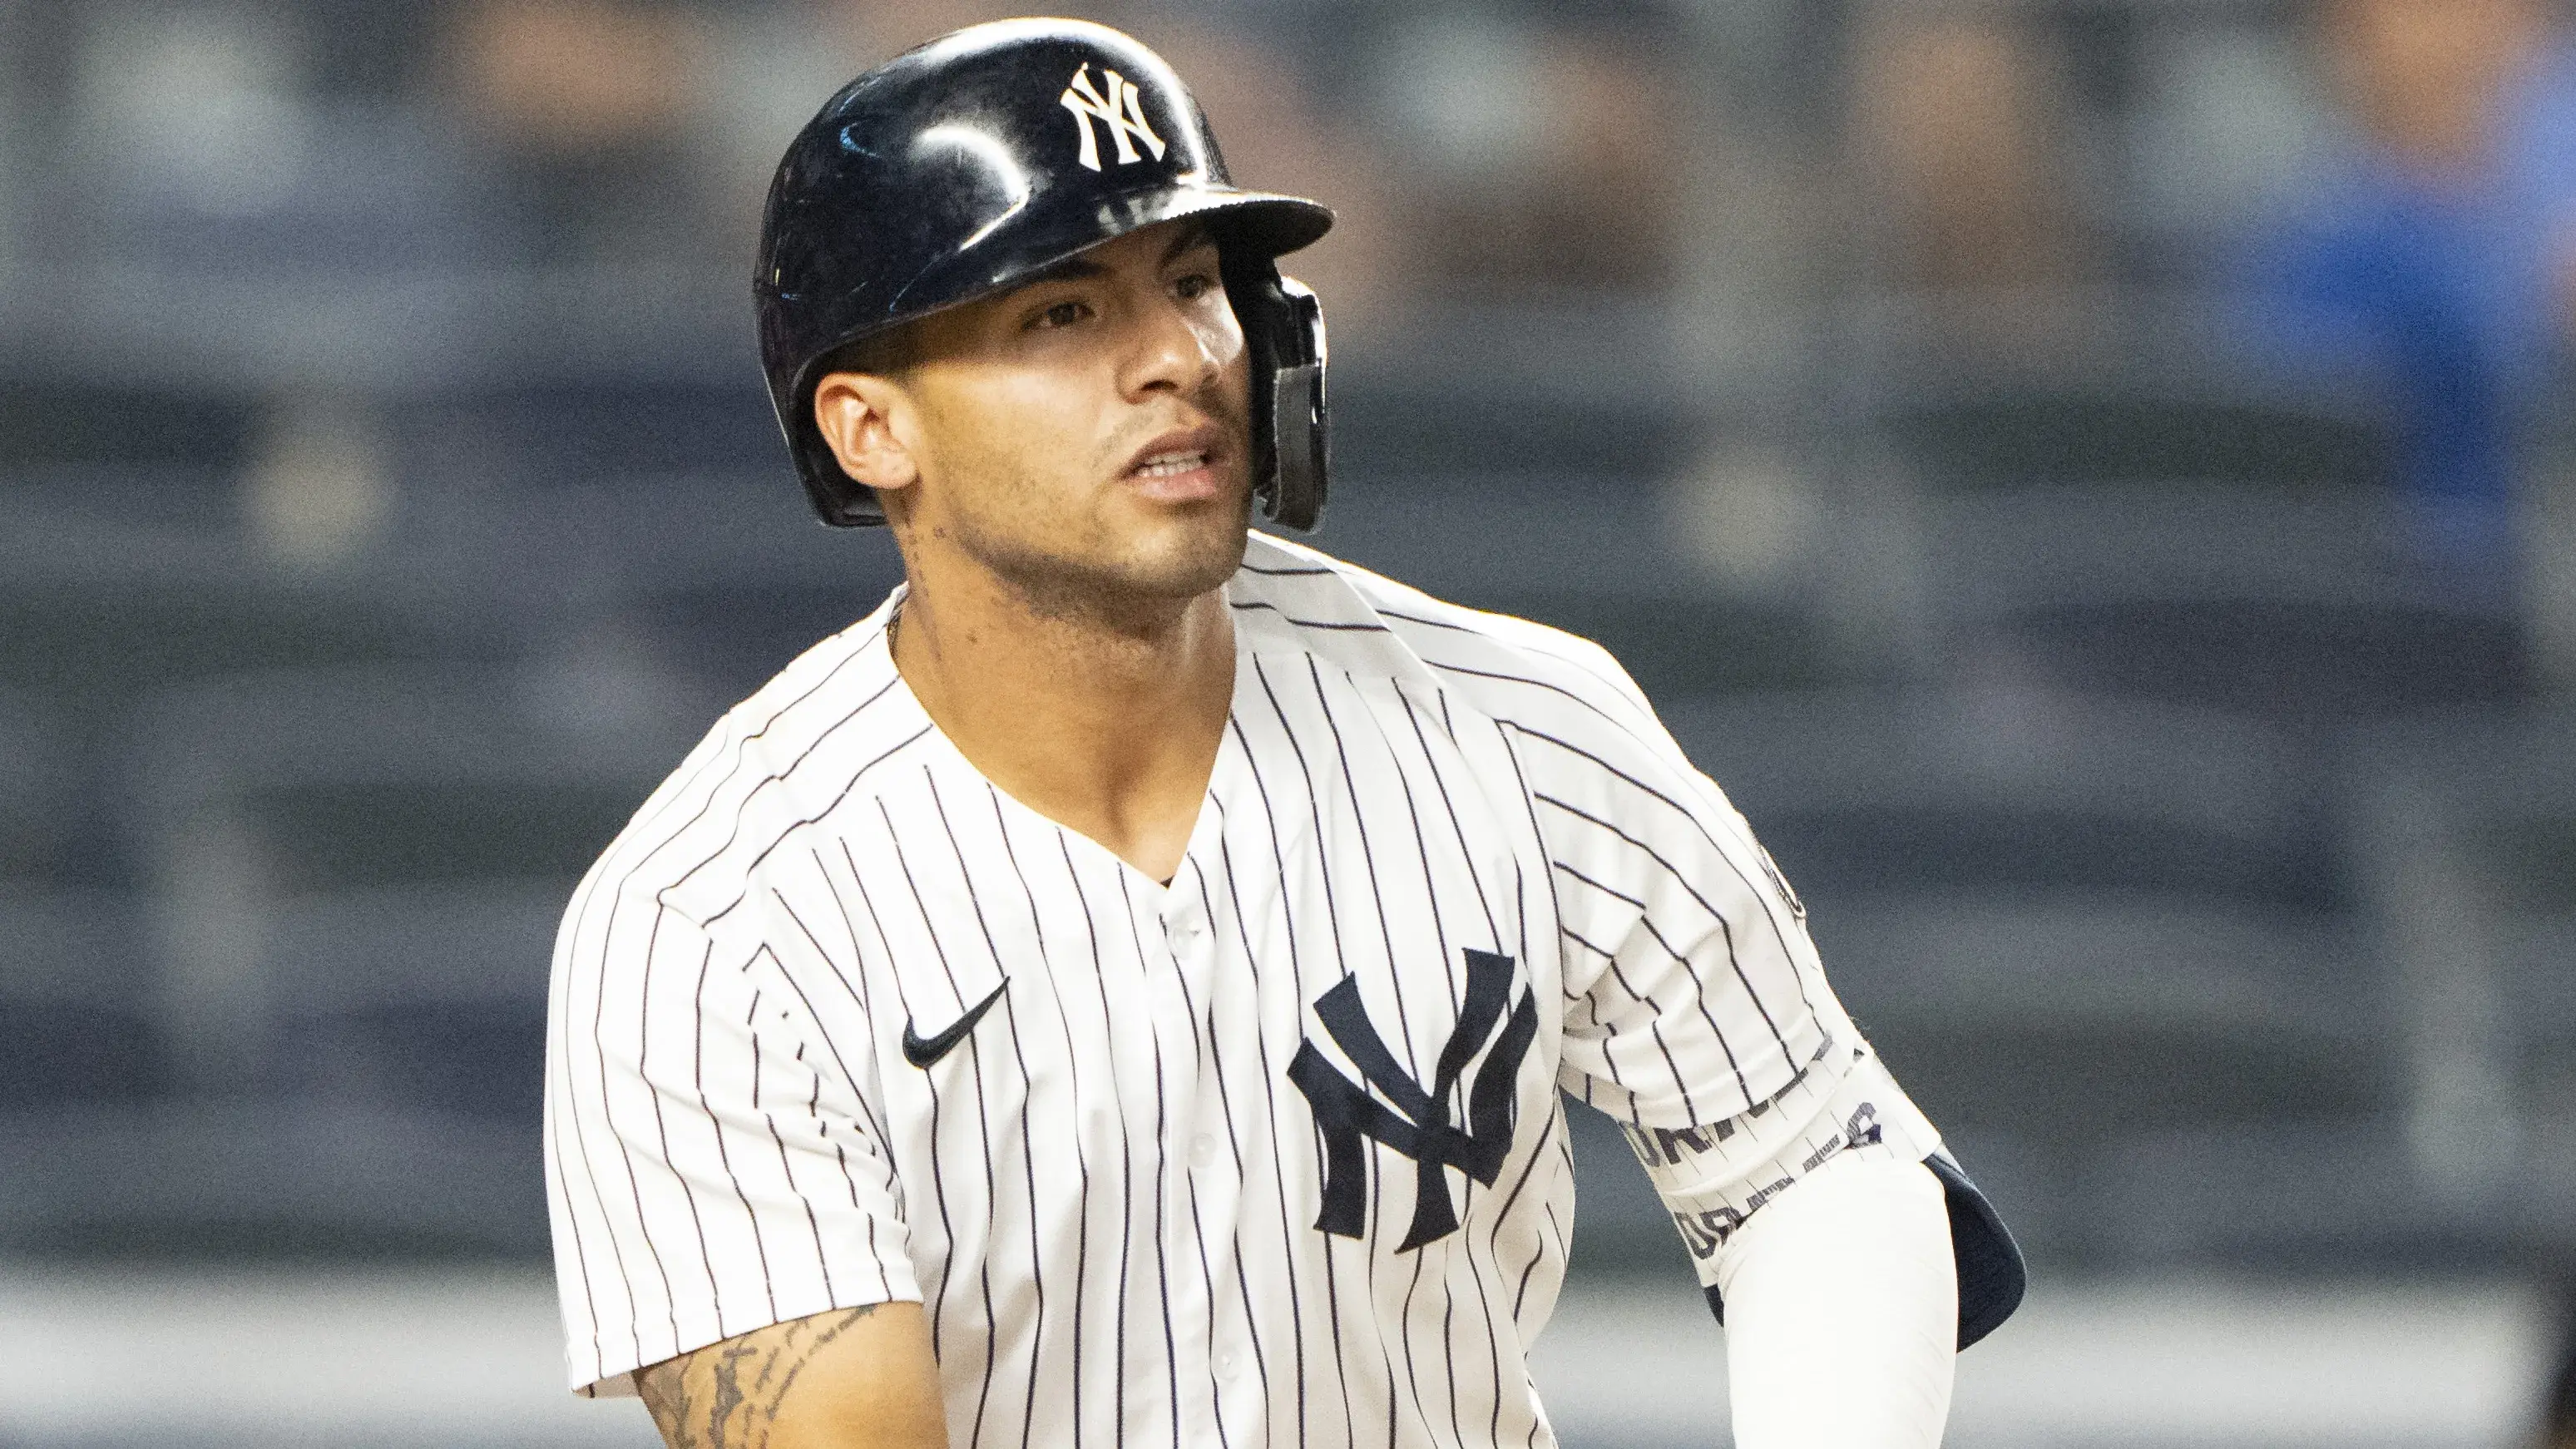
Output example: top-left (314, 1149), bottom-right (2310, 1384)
top-left (54, 5), bottom-right (496, 292)
top-left (455, 0), bottom-right (700, 156)
top-left (835, 0), bottom-right (1086, 57)
top-left (445, 0), bottom-right (713, 265)
top-left (2241, 0), bottom-right (2576, 587)
top-left (76, 7), bottom-right (314, 222)
top-left (2124, 20), bottom-right (2336, 253)
top-left (2332, 0), bottom-right (2544, 178)
top-left (1366, 10), bottom-right (1687, 297)
top-left (245, 393), bottom-right (392, 573)
top-left (1850, 7), bottom-right (2089, 294)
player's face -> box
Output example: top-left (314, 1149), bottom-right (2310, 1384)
top-left (883, 220), bottom-right (1254, 615)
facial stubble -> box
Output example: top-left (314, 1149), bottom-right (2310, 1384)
top-left (950, 474), bottom-right (1252, 632)
top-left (924, 388), bottom-right (1254, 635)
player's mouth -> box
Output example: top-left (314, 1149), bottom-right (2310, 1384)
top-left (1120, 425), bottom-right (1229, 503)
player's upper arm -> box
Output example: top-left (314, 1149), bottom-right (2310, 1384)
top-left (547, 887), bottom-right (920, 1395)
top-left (1520, 709), bottom-right (1837, 1129)
top-left (635, 1301), bottom-right (947, 1449)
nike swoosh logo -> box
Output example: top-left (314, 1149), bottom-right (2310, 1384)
top-left (902, 981), bottom-right (1009, 1068)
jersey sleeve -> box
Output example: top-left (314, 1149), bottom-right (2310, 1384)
top-left (1505, 664), bottom-right (1946, 1298)
top-left (545, 885), bottom-right (917, 1397)
top-left (1520, 692), bottom-right (1843, 1128)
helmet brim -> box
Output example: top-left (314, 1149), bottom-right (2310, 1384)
top-left (873, 185), bottom-right (1332, 341)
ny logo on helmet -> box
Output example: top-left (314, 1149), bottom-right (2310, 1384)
top-left (1059, 63), bottom-right (1167, 172)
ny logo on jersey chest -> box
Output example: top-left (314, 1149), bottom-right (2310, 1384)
top-left (1059, 62), bottom-right (1166, 171)
top-left (1288, 949), bottom-right (1539, 1251)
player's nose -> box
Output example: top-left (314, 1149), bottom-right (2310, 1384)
top-left (1120, 286), bottom-right (1230, 402)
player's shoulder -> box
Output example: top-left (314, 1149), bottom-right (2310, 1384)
top-left (1237, 537), bottom-right (1760, 871)
top-left (1237, 532), bottom-right (1674, 756)
top-left (569, 591), bottom-right (919, 927)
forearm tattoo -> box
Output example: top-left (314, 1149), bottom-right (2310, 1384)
top-left (635, 1304), bottom-right (884, 1449)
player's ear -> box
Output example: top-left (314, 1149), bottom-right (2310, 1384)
top-left (813, 371), bottom-right (922, 500)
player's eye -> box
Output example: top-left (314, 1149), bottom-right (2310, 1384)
top-left (1173, 271), bottom-right (1219, 302)
top-left (1029, 299), bottom-right (1092, 330)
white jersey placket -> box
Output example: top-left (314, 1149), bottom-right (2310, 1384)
top-left (1140, 732), bottom-right (1248, 1449)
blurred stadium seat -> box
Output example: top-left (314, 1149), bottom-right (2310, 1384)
top-left (0, 379), bottom-right (260, 474)
top-left (0, 1095), bottom-right (559, 1259)
top-left (1883, 383), bottom-right (2393, 495)
top-left (403, 471), bottom-right (909, 700)
top-left (0, 688), bottom-right (160, 1113)
top-left (0, 685), bottom-right (67, 881)
top-left (2341, 705), bottom-right (2576, 1256)
top-left (0, 668), bottom-right (700, 1257)
top-left (1666, 685), bottom-right (2386, 1267)
top-left (0, 887), bottom-right (159, 1112)
top-left (1316, 478), bottom-right (1879, 699)
top-left (1921, 478), bottom-right (2524, 718)
top-left (0, 510), bottom-right (498, 718)
top-left (265, 883), bottom-right (568, 1125)
top-left (127, 666), bottom-right (693, 1086)
top-left (400, 378), bottom-right (783, 490)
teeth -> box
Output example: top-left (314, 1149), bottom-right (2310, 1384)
top-left (1135, 450), bottom-right (1205, 478)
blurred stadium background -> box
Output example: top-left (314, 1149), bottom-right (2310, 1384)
top-left (2, 0), bottom-right (2575, 1444)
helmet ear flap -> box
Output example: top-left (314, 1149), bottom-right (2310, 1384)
top-left (1226, 255), bottom-right (1330, 532)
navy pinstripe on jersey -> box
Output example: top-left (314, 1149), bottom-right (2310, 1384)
top-left (544, 531), bottom-right (1941, 1447)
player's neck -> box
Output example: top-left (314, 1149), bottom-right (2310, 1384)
top-left (888, 562), bottom-right (1233, 883)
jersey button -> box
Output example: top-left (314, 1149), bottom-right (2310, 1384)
top-left (1189, 1133), bottom-right (1219, 1170)
top-left (1214, 1349), bottom-right (1239, 1379)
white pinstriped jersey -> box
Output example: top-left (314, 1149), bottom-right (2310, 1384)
top-left (544, 530), bottom-right (1941, 1447)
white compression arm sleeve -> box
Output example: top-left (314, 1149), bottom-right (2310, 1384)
top-left (1715, 1151), bottom-right (1958, 1449)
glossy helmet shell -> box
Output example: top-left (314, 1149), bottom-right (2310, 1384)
top-left (755, 18), bottom-right (1334, 527)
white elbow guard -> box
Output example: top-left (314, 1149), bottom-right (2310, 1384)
top-left (1621, 1036), bottom-right (2026, 1349)
top-left (1621, 1036), bottom-right (1941, 1277)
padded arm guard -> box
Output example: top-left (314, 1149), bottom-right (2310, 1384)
top-left (1620, 1038), bottom-right (2027, 1349)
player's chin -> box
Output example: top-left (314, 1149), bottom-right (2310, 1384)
top-left (1109, 490), bottom-right (1252, 596)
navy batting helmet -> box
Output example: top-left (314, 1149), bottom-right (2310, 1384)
top-left (755, 18), bottom-right (1335, 530)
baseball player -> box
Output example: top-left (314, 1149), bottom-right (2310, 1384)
top-left (545, 19), bottom-right (2024, 1449)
